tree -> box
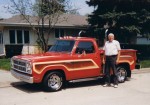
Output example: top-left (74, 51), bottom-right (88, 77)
top-left (7, 0), bottom-right (74, 52)
top-left (86, 0), bottom-right (150, 45)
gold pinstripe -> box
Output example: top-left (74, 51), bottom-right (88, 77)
top-left (119, 60), bottom-right (134, 65)
top-left (33, 59), bottom-right (99, 74)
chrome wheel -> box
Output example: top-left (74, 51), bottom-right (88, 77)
top-left (48, 74), bottom-right (62, 90)
top-left (43, 72), bottom-right (64, 92)
top-left (117, 67), bottom-right (127, 83)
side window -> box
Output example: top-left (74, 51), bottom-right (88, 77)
top-left (9, 30), bottom-right (30, 44)
top-left (9, 30), bottom-right (16, 44)
top-left (17, 30), bottom-right (23, 44)
top-left (24, 30), bottom-right (30, 44)
top-left (75, 41), bottom-right (95, 54)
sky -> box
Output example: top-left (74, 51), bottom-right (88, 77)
top-left (0, 0), bottom-right (94, 19)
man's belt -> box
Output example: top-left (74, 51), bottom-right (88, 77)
top-left (106, 55), bottom-right (117, 57)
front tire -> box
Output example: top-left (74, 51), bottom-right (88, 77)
top-left (43, 72), bottom-right (64, 92)
top-left (117, 67), bottom-right (127, 83)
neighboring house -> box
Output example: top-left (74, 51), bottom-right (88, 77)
top-left (136, 35), bottom-right (150, 45)
top-left (0, 14), bottom-right (89, 57)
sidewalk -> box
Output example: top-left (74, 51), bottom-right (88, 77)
top-left (0, 68), bottom-right (150, 88)
top-left (132, 68), bottom-right (150, 74)
top-left (0, 70), bottom-right (25, 88)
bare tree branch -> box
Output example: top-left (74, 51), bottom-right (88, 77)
top-left (7, 0), bottom-right (78, 52)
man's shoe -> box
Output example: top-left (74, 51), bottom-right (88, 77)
top-left (114, 85), bottom-right (118, 88)
top-left (110, 83), bottom-right (114, 87)
top-left (103, 84), bottom-right (110, 87)
top-left (126, 77), bottom-right (131, 81)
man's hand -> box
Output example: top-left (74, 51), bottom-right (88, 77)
top-left (102, 55), bottom-right (106, 64)
top-left (116, 51), bottom-right (120, 64)
top-left (116, 59), bottom-right (119, 64)
top-left (103, 59), bottom-right (105, 64)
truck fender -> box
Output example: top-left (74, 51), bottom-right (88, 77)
top-left (39, 65), bottom-right (69, 82)
top-left (117, 63), bottom-right (131, 77)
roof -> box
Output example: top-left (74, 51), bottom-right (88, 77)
top-left (0, 14), bottom-right (89, 28)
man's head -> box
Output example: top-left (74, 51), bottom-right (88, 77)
top-left (108, 33), bottom-right (115, 42)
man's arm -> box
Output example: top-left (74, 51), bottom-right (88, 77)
top-left (116, 50), bottom-right (120, 64)
top-left (116, 41), bottom-right (121, 63)
top-left (103, 43), bottom-right (106, 64)
top-left (103, 54), bottom-right (106, 64)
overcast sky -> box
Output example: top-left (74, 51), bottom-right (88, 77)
top-left (0, 0), bottom-right (94, 19)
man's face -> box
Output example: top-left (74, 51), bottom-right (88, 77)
top-left (108, 35), bottom-right (114, 42)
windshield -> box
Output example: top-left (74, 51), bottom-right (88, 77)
top-left (49, 40), bottom-right (75, 52)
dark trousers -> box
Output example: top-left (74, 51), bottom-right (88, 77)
top-left (104, 55), bottom-right (118, 85)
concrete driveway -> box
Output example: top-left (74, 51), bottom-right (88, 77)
top-left (0, 69), bottom-right (150, 105)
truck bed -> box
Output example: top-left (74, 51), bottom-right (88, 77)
top-left (99, 49), bottom-right (137, 69)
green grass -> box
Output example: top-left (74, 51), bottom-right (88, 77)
top-left (140, 60), bottom-right (150, 68)
top-left (0, 58), bottom-right (11, 70)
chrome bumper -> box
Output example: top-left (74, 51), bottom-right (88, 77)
top-left (11, 70), bottom-right (33, 83)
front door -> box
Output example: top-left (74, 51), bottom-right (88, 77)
top-left (70, 41), bottom-right (100, 79)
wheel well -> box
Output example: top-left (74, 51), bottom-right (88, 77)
top-left (43, 70), bottom-right (66, 81)
top-left (117, 63), bottom-right (131, 77)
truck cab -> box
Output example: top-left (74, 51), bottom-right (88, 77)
top-left (11, 36), bottom-right (137, 92)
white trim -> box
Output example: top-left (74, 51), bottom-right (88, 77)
top-left (15, 30), bottom-right (17, 44)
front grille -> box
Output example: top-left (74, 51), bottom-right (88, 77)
top-left (12, 59), bottom-right (27, 73)
top-left (14, 60), bottom-right (26, 67)
top-left (14, 65), bottom-right (26, 72)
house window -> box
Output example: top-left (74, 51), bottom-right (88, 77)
top-left (55, 29), bottom-right (64, 38)
top-left (9, 30), bottom-right (16, 44)
top-left (0, 32), bottom-right (3, 44)
top-left (24, 31), bottom-right (30, 44)
top-left (9, 30), bottom-right (30, 44)
top-left (17, 30), bottom-right (23, 43)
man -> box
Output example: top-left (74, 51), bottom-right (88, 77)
top-left (103, 33), bottom-right (121, 88)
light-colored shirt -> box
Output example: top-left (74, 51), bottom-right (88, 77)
top-left (103, 40), bottom-right (121, 56)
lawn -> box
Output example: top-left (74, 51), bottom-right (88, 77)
top-left (0, 58), bottom-right (11, 70)
top-left (0, 58), bottom-right (150, 70)
top-left (140, 60), bottom-right (150, 68)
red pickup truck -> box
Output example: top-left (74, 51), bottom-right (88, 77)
top-left (11, 37), bottom-right (137, 91)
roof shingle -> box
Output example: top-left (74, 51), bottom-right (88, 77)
top-left (0, 14), bottom-right (89, 28)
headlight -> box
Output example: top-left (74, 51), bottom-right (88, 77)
top-left (26, 62), bottom-right (32, 74)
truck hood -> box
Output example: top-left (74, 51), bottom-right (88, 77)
top-left (13, 52), bottom-right (71, 62)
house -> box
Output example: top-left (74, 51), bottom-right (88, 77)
top-left (0, 14), bottom-right (89, 57)
top-left (136, 34), bottom-right (150, 45)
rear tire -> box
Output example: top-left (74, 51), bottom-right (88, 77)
top-left (117, 66), bottom-right (127, 83)
top-left (42, 71), bottom-right (64, 92)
